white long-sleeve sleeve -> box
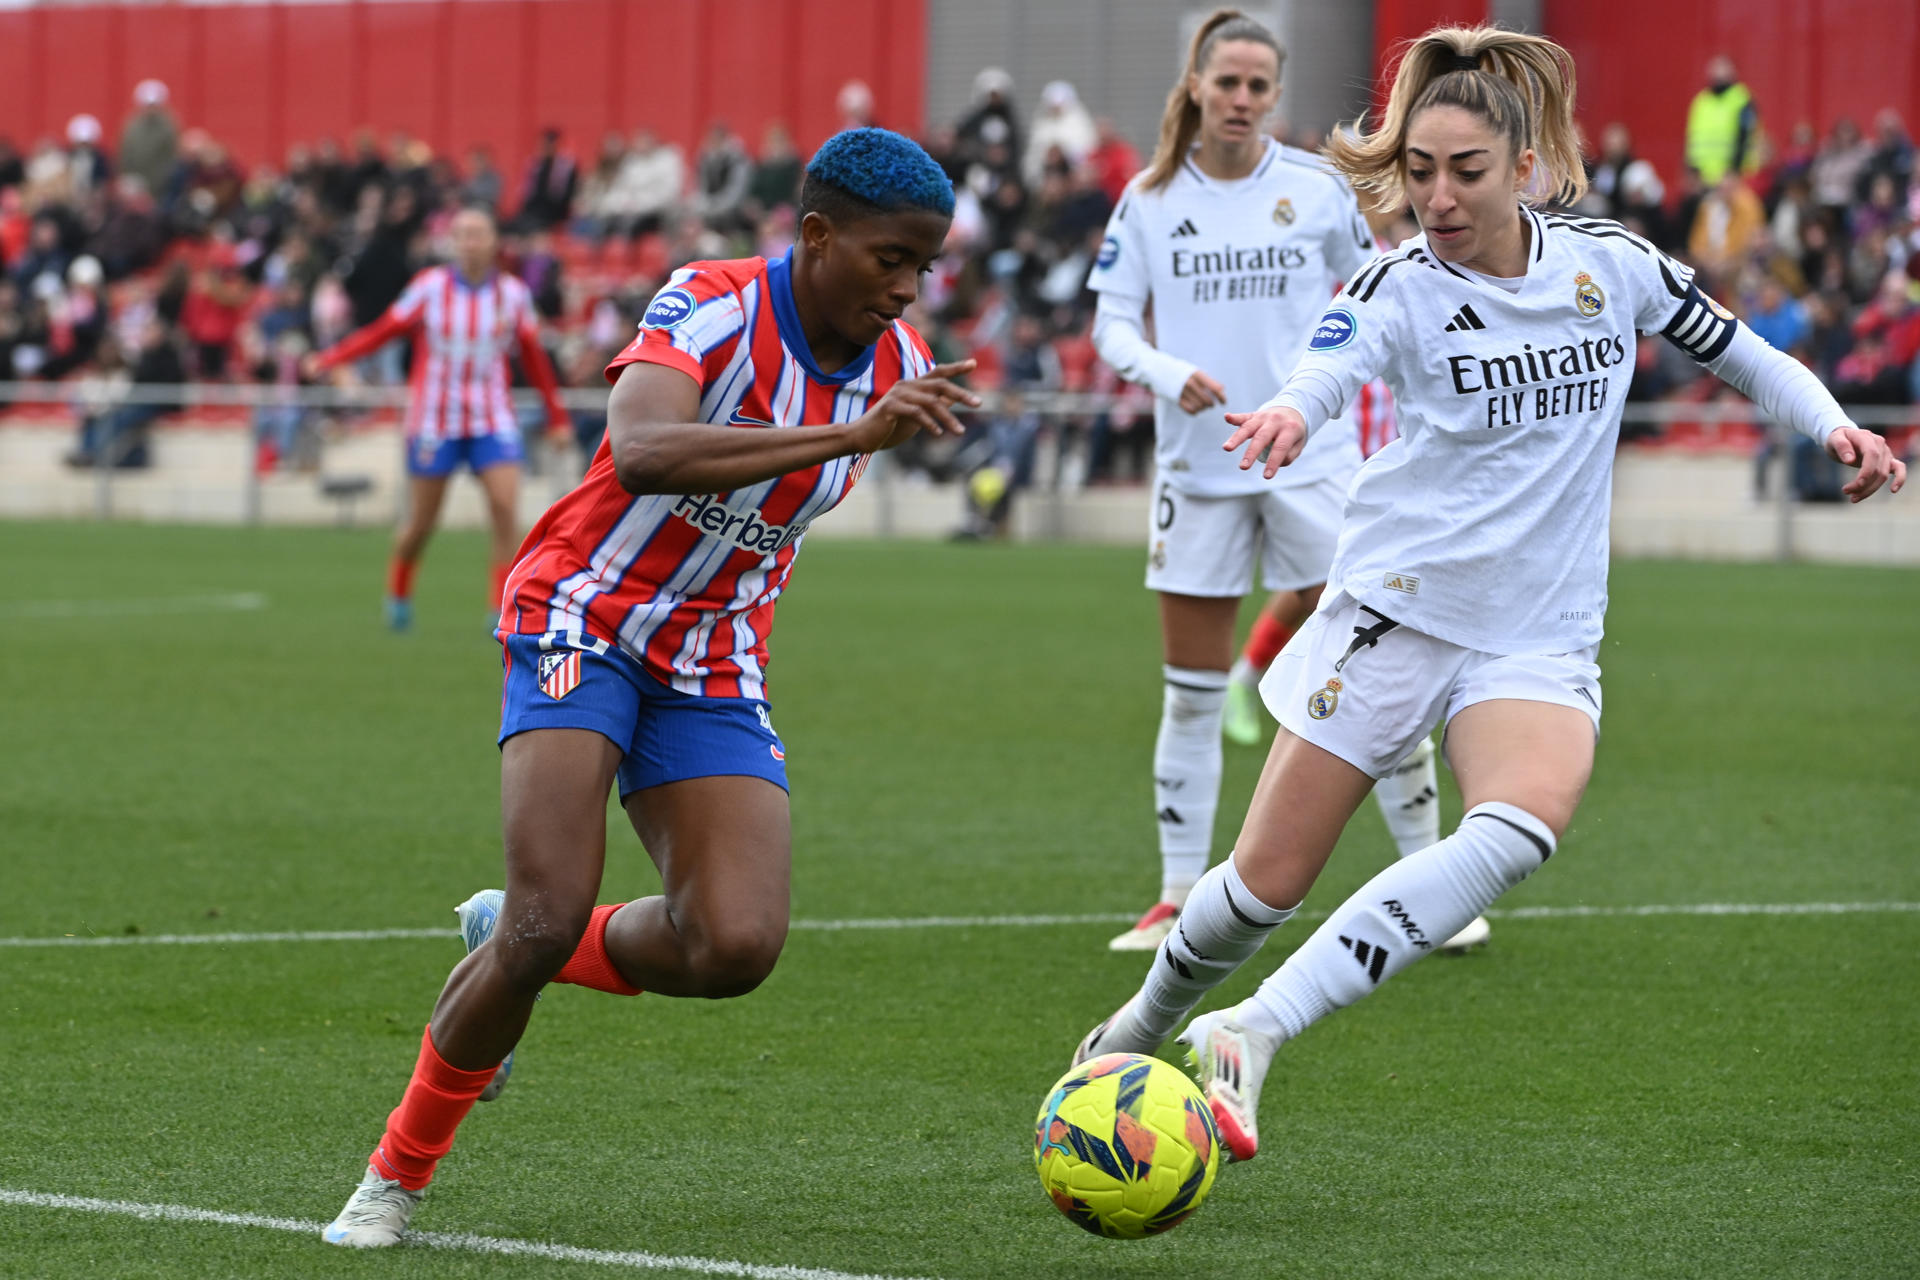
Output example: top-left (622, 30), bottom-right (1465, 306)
top-left (1689, 321), bottom-right (1850, 446)
top-left (1091, 293), bottom-right (1199, 405)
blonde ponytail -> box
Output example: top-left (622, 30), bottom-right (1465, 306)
top-left (1326, 25), bottom-right (1585, 211)
top-left (1139, 9), bottom-right (1284, 192)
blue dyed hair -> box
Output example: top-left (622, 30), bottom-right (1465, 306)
top-left (801, 127), bottom-right (955, 223)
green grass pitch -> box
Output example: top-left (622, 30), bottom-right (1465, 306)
top-left (0, 521), bottom-right (1915, 1278)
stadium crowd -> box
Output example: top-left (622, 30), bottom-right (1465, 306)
top-left (0, 71), bottom-right (1913, 495)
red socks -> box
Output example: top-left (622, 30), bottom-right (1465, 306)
top-left (554, 903), bottom-right (643, 996)
top-left (1243, 614), bottom-right (1294, 670)
top-left (386, 557), bottom-right (417, 602)
top-left (369, 1027), bottom-right (499, 1191)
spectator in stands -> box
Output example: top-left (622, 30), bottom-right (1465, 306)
top-left (1024, 81), bottom-right (1098, 186)
top-left (181, 251), bottom-right (251, 378)
top-left (603, 128), bottom-right (685, 239)
top-left (11, 214), bottom-right (71, 294)
top-left (515, 127), bottom-right (577, 231)
top-left (1863, 109), bottom-right (1913, 202)
top-left (40, 254), bottom-right (108, 380)
top-left (0, 137), bottom-right (24, 193)
top-left (462, 144), bottom-right (504, 213)
top-left (66, 115), bottom-right (112, 200)
top-left (346, 130), bottom-right (391, 210)
top-left (691, 120), bottom-right (752, 234)
top-left (64, 313), bottom-right (183, 469)
top-left (1688, 171), bottom-right (1766, 285)
top-left (1811, 118), bottom-right (1873, 224)
top-left (340, 186), bottom-right (421, 384)
top-left (117, 80), bottom-right (178, 202)
top-left (956, 68), bottom-right (1020, 173)
top-left (836, 79), bottom-right (876, 130)
top-left (1838, 272), bottom-right (1920, 404)
top-left (573, 132), bottom-right (631, 241)
top-left (1684, 54), bottom-right (1760, 184)
top-left (746, 122), bottom-right (802, 221)
top-left (1590, 124), bottom-right (1662, 223)
top-left (1086, 117), bottom-right (1142, 206)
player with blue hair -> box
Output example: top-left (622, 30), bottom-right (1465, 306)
top-left (326, 127), bottom-right (978, 1247)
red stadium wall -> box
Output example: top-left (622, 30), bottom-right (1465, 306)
top-left (1374, 1), bottom-right (1920, 188)
top-left (1543, 0), bottom-right (1920, 187)
top-left (0, 0), bottom-right (926, 187)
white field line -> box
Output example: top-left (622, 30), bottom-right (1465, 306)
top-left (0, 591), bottom-right (268, 619)
top-left (0, 1188), bottom-right (935, 1280)
top-left (0, 902), bottom-right (1915, 950)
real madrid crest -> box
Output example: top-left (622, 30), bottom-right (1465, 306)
top-left (1272, 197), bottom-right (1295, 226)
top-left (1307, 676), bottom-right (1342, 720)
top-left (1706, 294), bottom-right (1734, 320)
top-left (1574, 271), bottom-right (1606, 318)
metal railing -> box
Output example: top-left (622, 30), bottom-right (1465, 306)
top-left (3, 381), bottom-right (1914, 556)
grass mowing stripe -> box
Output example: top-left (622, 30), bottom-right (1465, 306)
top-left (1, 902), bottom-right (1914, 949)
top-left (0, 1189), bottom-right (940, 1280)
top-left (0, 591), bottom-right (269, 618)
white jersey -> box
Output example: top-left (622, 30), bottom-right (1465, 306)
top-left (1278, 206), bottom-right (1738, 655)
top-left (1090, 142), bottom-right (1374, 495)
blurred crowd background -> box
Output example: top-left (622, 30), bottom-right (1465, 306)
top-left (2, 61), bottom-right (1913, 498)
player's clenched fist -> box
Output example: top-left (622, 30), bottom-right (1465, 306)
top-left (849, 359), bottom-right (981, 452)
top-left (1223, 405), bottom-right (1307, 479)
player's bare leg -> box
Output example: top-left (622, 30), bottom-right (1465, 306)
top-left (474, 460), bottom-right (521, 628)
top-left (1195, 702), bottom-right (1589, 1160)
top-left (387, 474), bottom-right (451, 631)
top-left (602, 775), bottom-right (792, 998)
top-left (1112, 592), bottom-right (1239, 951)
top-left (1223, 586), bottom-right (1319, 745)
top-left (326, 727), bottom-right (620, 1246)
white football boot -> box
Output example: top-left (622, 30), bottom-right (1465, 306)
top-left (1177, 1008), bottom-right (1279, 1163)
top-left (454, 889), bottom-right (516, 1101)
top-left (322, 1166), bottom-right (423, 1247)
top-left (1107, 901), bottom-right (1179, 951)
top-left (1437, 915), bottom-right (1491, 953)
top-left (1071, 997), bottom-right (1163, 1068)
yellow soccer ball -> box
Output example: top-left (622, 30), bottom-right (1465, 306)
top-left (1033, 1052), bottom-right (1221, 1239)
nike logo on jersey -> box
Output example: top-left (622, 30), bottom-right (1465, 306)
top-left (1170, 218), bottom-right (1199, 238)
top-left (673, 493), bottom-right (803, 554)
top-left (728, 407), bottom-right (777, 427)
top-left (1443, 303), bottom-right (1487, 332)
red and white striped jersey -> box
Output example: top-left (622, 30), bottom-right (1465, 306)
top-left (501, 252), bottom-right (935, 701)
top-left (314, 265), bottom-right (564, 441)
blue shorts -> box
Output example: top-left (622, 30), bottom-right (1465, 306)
top-left (497, 632), bottom-right (788, 797)
top-left (408, 433), bottom-right (523, 478)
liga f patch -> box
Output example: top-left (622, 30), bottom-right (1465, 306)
top-left (538, 650), bottom-right (582, 700)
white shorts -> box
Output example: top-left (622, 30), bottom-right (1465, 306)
top-left (1260, 591), bottom-right (1603, 778)
top-left (1145, 476), bottom-right (1346, 597)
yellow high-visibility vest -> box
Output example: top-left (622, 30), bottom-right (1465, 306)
top-left (1686, 84), bottom-right (1754, 183)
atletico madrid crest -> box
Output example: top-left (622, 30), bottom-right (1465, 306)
top-left (538, 650), bottom-right (582, 700)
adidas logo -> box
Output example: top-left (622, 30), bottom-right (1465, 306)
top-left (1338, 934), bottom-right (1390, 983)
top-left (1170, 218), bottom-right (1199, 238)
top-left (1157, 806), bottom-right (1184, 825)
top-left (1443, 303), bottom-right (1487, 332)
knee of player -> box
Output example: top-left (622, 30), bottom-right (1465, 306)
top-left (493, 913), bottom-right (593, 990)
top-left (687, 917), bottom-right (788, 998)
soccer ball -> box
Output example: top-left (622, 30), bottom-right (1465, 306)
top-left (1033, 1052), bottom-right (1221, 1239)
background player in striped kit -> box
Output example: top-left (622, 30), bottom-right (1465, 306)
top-left (323, 128), bottom-right (979, 1248)
top-left (1076, 25), bottom-right (1904, 1163)
top-left (1088, 9), bottom-right (1444, 954)
top-left (307, 207), bottom-right (568, 631)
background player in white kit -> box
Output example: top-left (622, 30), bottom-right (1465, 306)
top-left (1075, 24), bottom-right (1904, 1162)
top-left (1089, 8), bottom-right (1447, 952)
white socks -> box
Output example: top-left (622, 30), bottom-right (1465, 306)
top-left (1243, 801), bottom-right (1554, 1041)
top-left (1154, 665), bottom-right (1228, 905)
top-left (1372, 737), bottom-right (1441, 858)
top-left (1132, 856), bottom-right (1295, 1043)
